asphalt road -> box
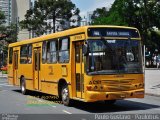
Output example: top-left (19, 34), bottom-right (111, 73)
top-left (0, 77), bottom-right (160, 120)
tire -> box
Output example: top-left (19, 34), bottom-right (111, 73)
top-left (61, 85), bottom-right (72, 106)
top-left (104, 100), bottom-right (116, 105)
top-left (20, 77), bottom-right (27, 95)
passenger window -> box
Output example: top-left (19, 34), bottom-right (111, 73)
top-left (9, 48), bottom-right (13, 64)
top-left (59, 37), bottom-right (70, 63)
top-left (42, 41), bottom-right (47, 63)
top-left (28, 45), bottom-right (32, 64)
top-left (20, 45), bottom-right (32, 64)
top-left (47, 40), bottom-right (57, 63)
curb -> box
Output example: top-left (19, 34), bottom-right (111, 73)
top-left (145, 93), bottom-right (160, 97)
top-left (145, 69), bottom-right (160, 70)
top-left (0, 76), bottom-right (7, 78)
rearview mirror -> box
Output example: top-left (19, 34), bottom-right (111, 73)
top-left (82, 44), bottom-right (88, 56)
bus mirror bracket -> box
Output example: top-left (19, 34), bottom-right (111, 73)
top-left (83, 44), bottom-right (88, 56)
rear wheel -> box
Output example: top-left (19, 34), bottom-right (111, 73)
top-left (104, 100), bottom-right (116, 105)
top-left (20, 77), bottom-right (27, 95)
top-left (61, 85), bottom-right (72, 106)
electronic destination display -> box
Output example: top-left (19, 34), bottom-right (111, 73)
top-left (88, 28), bottom-right (140, 38)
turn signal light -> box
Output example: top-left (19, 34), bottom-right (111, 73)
top-left (86, 86), bottom-right (92, 91)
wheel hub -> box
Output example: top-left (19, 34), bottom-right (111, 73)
top-left (62, 88), bottom-right (68, 101)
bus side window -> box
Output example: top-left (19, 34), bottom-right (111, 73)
top-left (46, 40), bottom-right (58, 63)
top-left (28, 45), bottom-right (32, 64)
top-left (50, 40), bottom-right (57, 63)
top-left (20, 45), bottom-right (32, 64)
top-left (42, 41), bottom-right (47, 64)
top-left (20, 45), bottom-right (28, 64)
top-left (9, 48), bottom-right (13, 64)
top-left (47, 41), bottom-right (51, 63)
top-left (59, 37), bottom-right (70, 63)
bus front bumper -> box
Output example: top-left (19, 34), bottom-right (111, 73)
top-left (85, 89), bottom-right (144, 102)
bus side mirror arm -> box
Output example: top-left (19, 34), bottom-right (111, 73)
top-left (83, 44), bottom-right (88, 56)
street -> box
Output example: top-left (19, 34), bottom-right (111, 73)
top-left (0, 70), bottom-right (160, 120)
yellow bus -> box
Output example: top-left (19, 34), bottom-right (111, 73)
top-left (8, 25), bottom-right (144, 106)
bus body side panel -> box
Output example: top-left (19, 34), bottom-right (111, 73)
top-left (41, 64), bottom-right (61, 95)
top-left (41, 64), bottom-right (72, 96)
top-left (13, 47), bottom-right (20, 86)
top-left (8, 64), bottom-right (14, 85)
top-left (18, 64), bottom-right (34, 90)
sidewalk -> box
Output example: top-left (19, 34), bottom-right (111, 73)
top-left (145, 69), bottom-right (160, 97)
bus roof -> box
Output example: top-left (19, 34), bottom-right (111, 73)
top-left (9, 25), bottom-right (139, 47)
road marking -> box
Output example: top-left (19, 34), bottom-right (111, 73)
top-left (50, 105), bottom-right (56, 108)
top-left (63, 110), bottom-right (72, 114)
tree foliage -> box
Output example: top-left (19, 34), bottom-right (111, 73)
top-left (0, 11), bottom-right (5, 25)
top-left (92, 0), bottom-right (128, 25)
top-left (20, 0), bottom-right (80, 36)
top-left (0, 11), bottom-right (17, 64)
top-left (91, 0), bottom-right (160, 46)
top-left (92, 7), bottom-right (108, 20)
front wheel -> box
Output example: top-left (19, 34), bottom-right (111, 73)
top-left (61, 85), bottom-right (72, 106)
top-left (20, 77), bottom-right (27, 95)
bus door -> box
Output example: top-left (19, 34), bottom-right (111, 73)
top-left (33, 48), bottom-right (41, 90)
top-left (13, 51), bottom-right (19, 85)
top-left (75, 42), bottom-right (84, 99)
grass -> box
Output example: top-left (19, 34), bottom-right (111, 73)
top-left (1, 71), bottom-right (7, 74)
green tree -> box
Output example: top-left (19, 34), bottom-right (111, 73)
top-left (91, 7), bottom-right (108, 23)
top-left (0, 10), bottom-right (6, 39)
top-left (0, 24), bottom-right (18, 64)
top-left (0, 11), bottom-right (17, 66)
top-left (20, 0), bottom-right (80, 36)
top-left (92, 0), bottom-right (128, 26)
top-left (0, 11), bottom-right (5, 25)
top-left (91, 0), bottom-right (160, 46)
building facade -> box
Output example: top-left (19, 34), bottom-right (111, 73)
top-left (0, 0), bottom-right (12, 26)
top-left (12, 0), bottom-right (33, 41)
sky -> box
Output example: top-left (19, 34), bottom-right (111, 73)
top-left (71, 0), bottom-right (115, 17)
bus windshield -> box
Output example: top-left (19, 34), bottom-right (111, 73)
top-left (86, 39), bottom-right (143, 75)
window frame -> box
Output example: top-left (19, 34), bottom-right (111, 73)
top-left (20, 44), bottom-right (32, 64)
top-left (58, 37), bottom-right (70, 63)
top-left (42, 39), bottom-right (58, 64)
top-left (47, 39), bottom-right (58, 64)
top-left (9, 47), bottom-right (13, 64)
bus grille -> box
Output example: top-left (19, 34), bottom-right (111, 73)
top-left (102, 79), bottom-right (135, 91)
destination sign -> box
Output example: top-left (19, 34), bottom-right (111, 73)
top-left (88, 28), bottom-right (140, 38)
top-left (106, 31), bottom-right (130, 37)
